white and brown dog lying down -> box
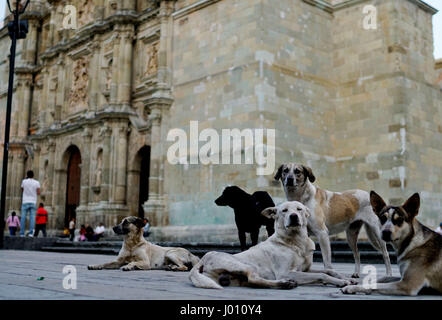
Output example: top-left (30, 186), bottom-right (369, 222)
top-left (88, 216), bottom-right (199, 271)
top-left (189, 201), bottom-right (356, 289)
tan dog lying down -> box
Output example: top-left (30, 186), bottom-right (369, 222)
top-left (189, 201), bottom-right (356, 289)
top-left (88, 216), bottom-right (199, 271)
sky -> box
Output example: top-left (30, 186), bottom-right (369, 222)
top-left (0, 0), bottom-right (440, 58)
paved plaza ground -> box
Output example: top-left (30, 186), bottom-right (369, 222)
top-left (0, 250), bottom-right (440, 300)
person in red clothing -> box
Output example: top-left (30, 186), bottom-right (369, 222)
top-left (34, 203), bottom-right (48, 237)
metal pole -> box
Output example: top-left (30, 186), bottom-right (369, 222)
top-left (0, 8), bottom-right (19, 249)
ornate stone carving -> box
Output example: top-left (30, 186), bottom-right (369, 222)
top-left (78, 0), bottom-right (95, 27)
top-left (69, 56), bottom-right (90, 110)
top-left (144, 42), bottom-right (159, 77)
top-left (42, 161), bottom-right (49, 193)
top-left (105, 58), bottom-right (113, 92)
top-left (94, 149), bottom-right (103, 188)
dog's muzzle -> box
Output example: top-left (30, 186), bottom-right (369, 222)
top-left (381, 230), bottom-right (392, 242)
top-left (285, 177), bottom-right (295, 187)
top-left (289, 214), bottom-right (300, 227)
top-left (215, 196), bottom-right (226, 206)
top-left (113, 225), bottom-right (124, 235)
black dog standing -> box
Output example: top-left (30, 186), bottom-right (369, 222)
top-left (215, 186), bottom-right (275, 251)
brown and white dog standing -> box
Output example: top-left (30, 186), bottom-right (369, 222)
top-left (88, 216), bottom-right (199, 271)
top-left (342, 192), bottom-right (442, 295)
top-left (275, 163), bottom-right (392, 277)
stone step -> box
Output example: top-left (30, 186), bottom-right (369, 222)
top-left (41, 240), bottom-right (397, 264)
top-left (49, 239), bottom-right (395, 252)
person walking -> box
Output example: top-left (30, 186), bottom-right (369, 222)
top-left (20, 170), bottom-right (41, 237)
top-left (6, 211), bottom-right (20, 236)
top-left (34, 203), bottom-right (48, 237)
top-left (69, 218), bottom-right (76, 241)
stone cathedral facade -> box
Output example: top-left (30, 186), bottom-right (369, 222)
top-left (0, 0), bottom-right (441, 241)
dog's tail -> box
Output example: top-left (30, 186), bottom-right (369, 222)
top-left (189, 260), bottom-right (223, 289)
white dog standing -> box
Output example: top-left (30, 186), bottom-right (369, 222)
top-left (189, 201), bottom-right (355, 289)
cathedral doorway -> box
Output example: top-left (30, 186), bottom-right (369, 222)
top-left (137, 146), bottom-right (151, 218)
top-left (65, 146), bottom-right (81, 228)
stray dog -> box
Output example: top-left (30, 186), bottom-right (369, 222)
top-left (189, 201), bottom-right (355, 289)
top-left (215, 186), bottom-right (275, 251)
top-left (275, 163), bottom-right (392, 277)
top-left (342, 191), bottom-right (442, 295)
top-left (88, 216), bottom-right (199, 271)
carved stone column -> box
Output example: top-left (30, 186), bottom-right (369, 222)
top-left (114, 124), bottom-right (129, 204)
top-left (15, 75), bottom-right (33, 139)
top-left (100, 126), bottom-right (112, 203)
top-left (46, 139), bottom-right (56, 209)
top-left (55, 56), bottom-right (66, 121)
top-left (89, 40), bottom-right (101, 110)
top-left (116, 26), bottom-right (134, 111)
top-left (79, 128), bottom-right (92, 208)
top-left (5, 153), bottom-right (14, 214)
top-left (7, 146), bottom-right (26, 213)
top-left (109, 36), bottom-right (120, 105)
top-left (143, 101), bottom-right (172, 226)
top-left (142, 0), bottom-right (175, 226)
top-left (157, 0), bottom-right (175, 87)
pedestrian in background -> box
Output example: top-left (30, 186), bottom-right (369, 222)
top-left (34, 203), bottom-right (48, 237)
top-left (85, 224), bottom-right (94, 241)
top-left (6, 211), bottom-right (20, 236)
top-left (436, 223), bottom-right (442, 236)
top-left (69, 218), bottom-right (76, 241)
top-left (143, 218), bottom-right (151, 237)
top-left (20, 170), bottom-right (41, 237)
top-left (93, 222), bottom-right (105, 241)
top-left (79, 224), bottom-right (87, 241)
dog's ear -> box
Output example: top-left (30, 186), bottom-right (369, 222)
top-left (302, 165), bottom-right (315, 183)
top-left (261, 207), bottom-right (277, 220)
top-left (402, 193), bottom-right (420, 219)
top-left (274, 165), bottom-right (284, 181)
top-left (134, 217), bottom-right (146, 229)
top-left (304, 207), bottom-right (311, 219)
top-left (370, 191), bottom-right (387, 216)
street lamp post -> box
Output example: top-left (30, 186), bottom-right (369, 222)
top-left (0, 0), bottom-right (30, 249)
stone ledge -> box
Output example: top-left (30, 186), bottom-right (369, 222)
top-left (3, 236), bottom-right (59, 251)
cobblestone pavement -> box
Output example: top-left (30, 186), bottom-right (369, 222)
top-left (0, 250), bottom-right (440, 300)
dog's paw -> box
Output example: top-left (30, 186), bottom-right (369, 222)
top-left (324, 269), bottom-right (346, 279)
top-left (279, 279), bottom-right (297, 290)
top-left (340, 285), bottom-right (357, 294)
top-left (87, 265), bottom-right (102, 270)
top-left (351, 272), bottom-right (360, 279)
top-left (170, 265), bottom-right (188, 272)
top-left (121, 265), bottom-right (134, 271)
top-left (336, 279), bottom-right (354, 288)
top-left (340, 285), bottom-right (370, 295)
top-left (347, 278), bottom-right (360, 285)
